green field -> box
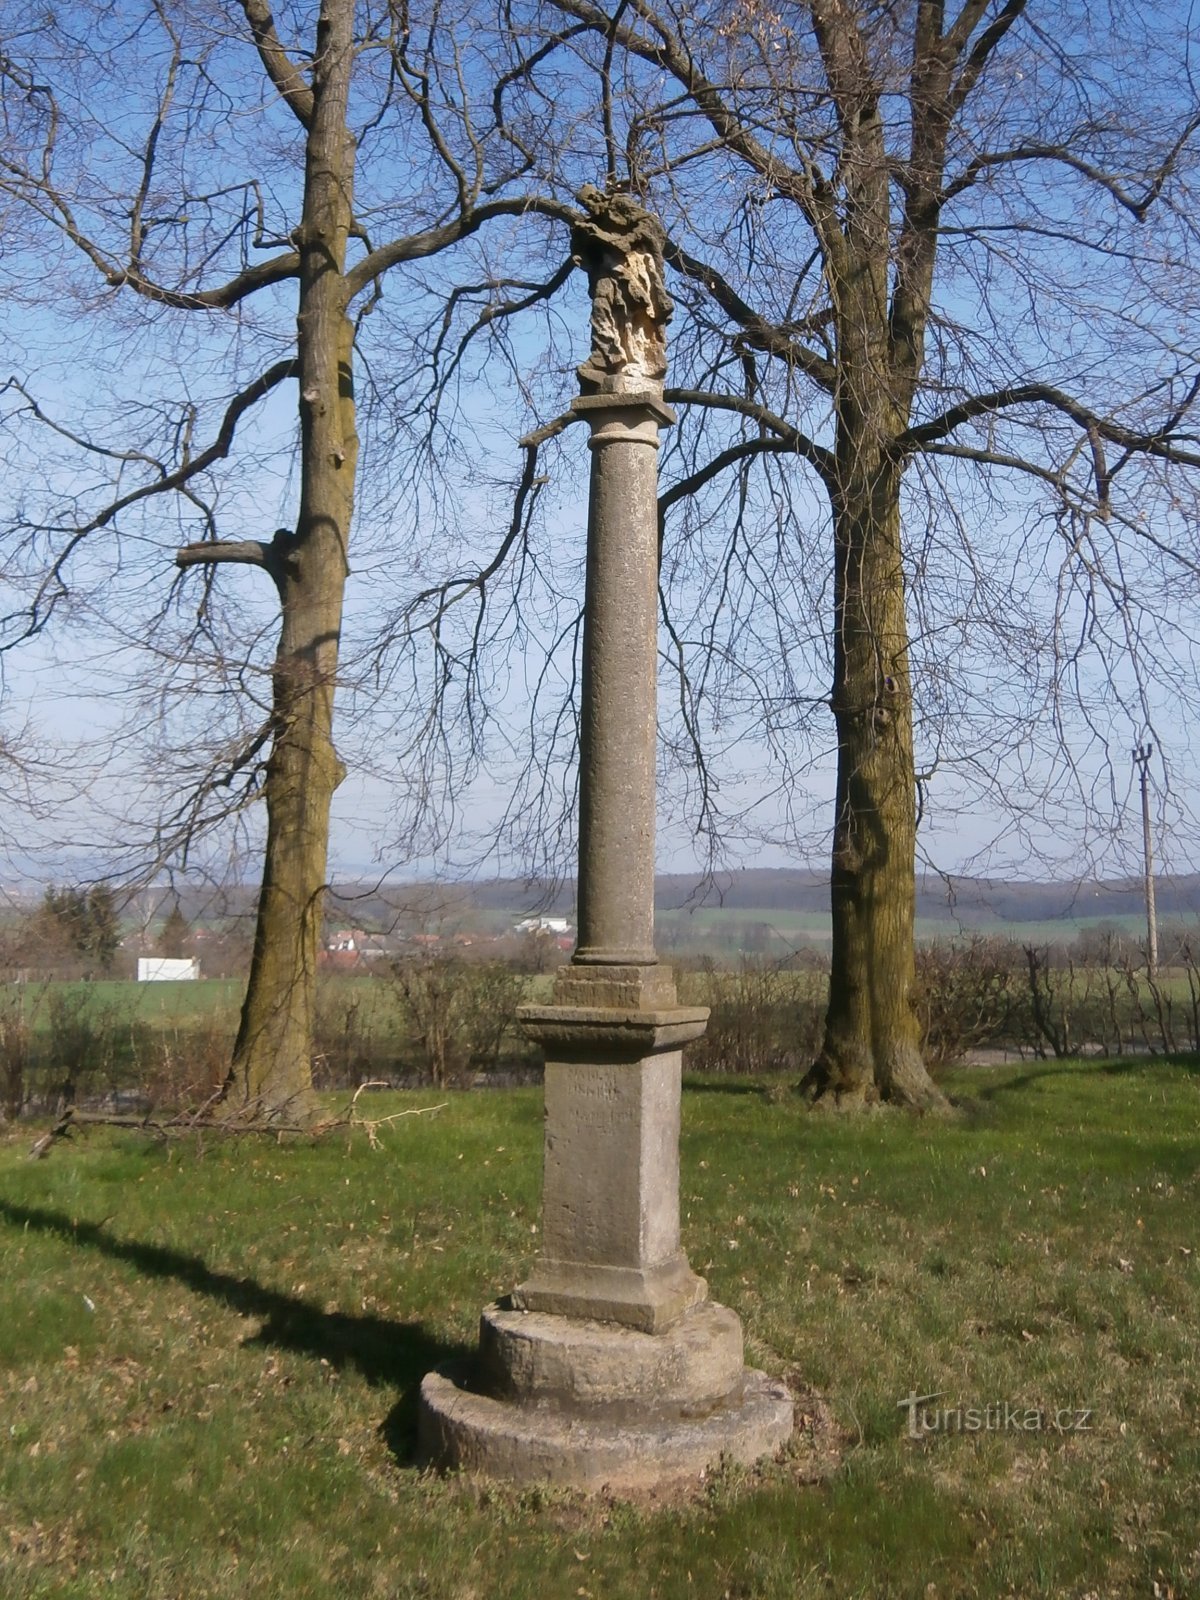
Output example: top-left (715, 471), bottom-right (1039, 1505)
top-left (2, 978), bottom-right (239, 1019)
top-left (1, 1058), bottom-right (1197, 1598)
top-left (656, 907), bottom-right (1158, 957)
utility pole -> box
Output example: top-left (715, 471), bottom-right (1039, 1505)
top-left (1133, 743), bottom-right (1158, 978)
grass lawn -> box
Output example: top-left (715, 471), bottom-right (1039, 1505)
top-left (1, 1059), bottom-right (1197, 1599)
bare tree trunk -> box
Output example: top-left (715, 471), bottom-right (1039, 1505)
top-left (797, 86), bottom-right (949, 1113)
top-left (226, 0), bottom-right (357, 1120)
top-left (801, 447), bottom-right (946, 1110)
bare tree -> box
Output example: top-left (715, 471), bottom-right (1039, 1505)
top-left (465, 0), bottom-right (1200, 1107)
top-left (5, 2), bottom-right (1200, 1124)
top-left (0, 0), bottom-right (572, 1118)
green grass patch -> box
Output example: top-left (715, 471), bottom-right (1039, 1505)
top-left (30, 979), bottom-right (244, 1023)
top-left (1, 1059), bottom-right (1198, 1598)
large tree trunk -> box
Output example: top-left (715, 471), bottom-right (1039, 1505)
top-left (801, 446), bottom-right (947, 1112)
top-left (797, 87), bottom-right (949, 1112)
top-left (225, 1), bottom-right (357, 1120)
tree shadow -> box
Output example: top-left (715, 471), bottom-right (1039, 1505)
top-left (0, 1199), bottom-right (472, 1464)
top-left (965, 1053), bottom-right (1200, 1103)
top-left (682, 1076), bottom-right (775, 1096)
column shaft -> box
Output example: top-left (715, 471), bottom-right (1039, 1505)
top-left (575, 413), bottom-right (662, 965)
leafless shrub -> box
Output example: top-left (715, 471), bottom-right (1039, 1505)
top-left (1020, 945), bottom-right (1161, 1060)
top-left (127, 1017), bottom-right (235, 1108)
top-left (312, 982), bottom-right (393, 1090)
top-left (1178, 937), bottom-right (1200, 1053)
top-left (37, 990), bottom-right (130, 1107)
top-left (1023, 947), bottom-right (1080, 1059)
top-left (392, 957), bottom-right (526, 1087)
top-left (485, 931), bottom-right (570, 974)
top-left (0, 987), bottom-right (37, 1120)
top-left (913, 937), bottom-right (1023, 1073)
top-left (679, 960), bottom-right (824, 1076)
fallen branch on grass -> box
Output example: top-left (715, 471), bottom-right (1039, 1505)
top-left (347, 1081), bottom-right (448, 1148)
top-left (27, 1086), bottom-right (448, 1160)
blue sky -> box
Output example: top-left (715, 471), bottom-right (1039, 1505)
top-left (2, 0), bottom-right (1199, 894)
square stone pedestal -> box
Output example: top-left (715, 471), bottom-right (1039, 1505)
top-left (417, 967), bottom-right (794, 1492)
top-left (512, 1021), bottom-right (706, 1332)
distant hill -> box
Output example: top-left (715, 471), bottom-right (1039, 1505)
top-left (26, 867), bottom-right (1199, 944)
top-left (918, 873), bottom-right (1200, 925)
top-left (360, 868), bottom-right (1200, 927)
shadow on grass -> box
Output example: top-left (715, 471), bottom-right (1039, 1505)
top-left (682, 1076), bottom-right (777, 1096)
top-left (0, 1199), bottom-right (472, 1464)
top-left (967, 1053), bottom-right (1200, 1102)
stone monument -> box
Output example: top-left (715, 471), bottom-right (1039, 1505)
top-left (418, 186), bottom-right (794, 1492)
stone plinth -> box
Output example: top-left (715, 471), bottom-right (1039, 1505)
top-left (417, 988), bottom-right (795, 1491)
top-left (420, 1354), bottom-right (793, 1494)
top-left (479, 1300), bottom-right (744, 1413)
top-left (512, 998), bottom-right (706, 1332)
top-left (420, 1291), bottom-right (793, 1493)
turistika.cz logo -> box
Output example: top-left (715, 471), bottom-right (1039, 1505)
top-left (898, 1391), bottom-right (1094, 1439)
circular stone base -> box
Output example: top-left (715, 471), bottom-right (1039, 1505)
top-left (479, 1300), bottom-right (745, 1414)
top-left (418, 1365), bottom-right (794, 1493)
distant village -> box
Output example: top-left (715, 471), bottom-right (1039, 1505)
top-left (0, 882), bottom-right (578, 985)
top-left (319, 915), bottom-right (574, 972)
top-left (8, 864), bottom-right (1200, 986)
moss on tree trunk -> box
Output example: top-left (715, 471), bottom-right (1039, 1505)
top-left (797, 94), bottom-right (949, 1112)
top-left (225, 1), bottom-right (357, 1121)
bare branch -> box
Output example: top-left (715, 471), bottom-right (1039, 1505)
top-left (658, 435), bottom-right (812, 523)
top-left (663, 387), bottom-right (834, 482)
top-left (546, 0), bottom-right (840, 259)
top-left (944, 121), bottom-right (1200, 216)
top-left (175, 540), bottom-right (275, 572)
top-left (664, 239), bottom-right (837, 391)
top-left (947, 0), bottom-right (1028, 113)
top-left (900, 384), bottom-right (1200, 470)
top-left (6, 360), bottom-right (297, 640)
top-left (0, 144), bottom-right (300, 308)
top-left (239, 0), bottom-right (315, 127)
top-left (344, 195), bottom-right (577, 301)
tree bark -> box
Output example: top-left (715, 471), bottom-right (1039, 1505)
top-left (797, 75), bottom-right (949, 1112)
top-left (801, 443), bottom-right (946, 1110)
top-left (225, 0), bottom-right (357, 1120)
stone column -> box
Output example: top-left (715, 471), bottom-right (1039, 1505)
top-left (418, 186), bottom-right (793, 1492)
top-left (571, 390), bottom-right (667, 968)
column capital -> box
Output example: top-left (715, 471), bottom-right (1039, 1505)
top-left (572, 389), bottom-right (676, 447)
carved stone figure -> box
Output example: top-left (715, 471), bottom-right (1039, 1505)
top-left (570, 184), bottom-right (673, 389)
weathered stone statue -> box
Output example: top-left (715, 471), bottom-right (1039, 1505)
top-left (571, 185), bottom-right (673, 389)
top-left (419, 187), bottom-right (794, 1492)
